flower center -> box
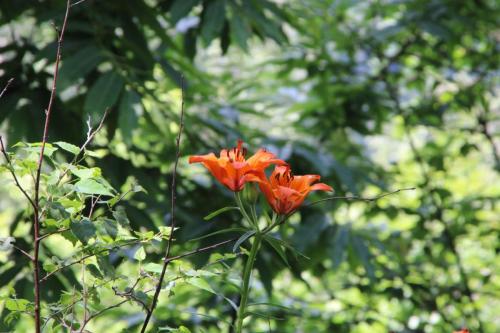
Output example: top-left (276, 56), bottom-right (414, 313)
top-left (226, 140), bottom-right (247, 163)
top-left (274, 168), bottom-right (294, 186)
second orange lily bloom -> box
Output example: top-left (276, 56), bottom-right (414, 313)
top-left (258, 165), bottom-right (333, 215)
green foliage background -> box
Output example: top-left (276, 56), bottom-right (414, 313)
top-left (0, 0), bottom-right (499, 332)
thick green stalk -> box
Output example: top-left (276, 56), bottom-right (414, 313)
top-left (235, 233), bottom-right (262, 333)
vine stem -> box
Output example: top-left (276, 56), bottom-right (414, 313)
top-left (139, 75), bottom-right (185, 333)
top-left (32, 2), bottom-right (71, 332)
top-left (235, 233), bottom-right (262, 333)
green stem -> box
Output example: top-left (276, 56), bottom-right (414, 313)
top-left (235, 192), bottom-right (255, 227)
top-left (235, 233), bottom-right (262, 333)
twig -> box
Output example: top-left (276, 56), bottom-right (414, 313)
top-left (71, 0), bottom-right (89, 7)
top-left (140, 75), bottom-right (186, 333)
top-left (165, 237), bottom-right (237, 263)
top-left (80, 254), bottom-right (88, 333)
top-left (39, 240), bottom-right (140, 283)
top-left (32, 2), bottom-right (71, 331)
top-left (78, 300), bottom-right (129, 332)
top-left (306, 187), bottom-right (416, 207)
top-left (55, 108), bottom-right (110, 186)
top-left (0, 136), bottom-right (37, 209)
top-left (0, 78), bottom-right (14, 99)
top-left (37, 227), bottom-right (69, 241)
top-left (12, 244), bottom-right (35, 261)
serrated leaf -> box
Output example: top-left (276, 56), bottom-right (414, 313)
top-left (232, 230), bottom-right (256, 253)
top-left (54, 141), bottom-right (80, 155)
top-left (70, 218), bottom-right (96, 244)
top-left (75, 179), bottom-right (113, 196)
top-left (71, 167), bottom-right (101, 179)
top-left (5, 299), bottom-right (30, 312)
top-left (134, 246), bottom-right (146, 261)
top-left (189, 227), bottom-right (246, 242)
top-left (113, 206), bottom-right (130, 227)
top-left (203, 206), bottom-right (239, 220)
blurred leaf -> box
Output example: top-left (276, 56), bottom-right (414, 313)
top-left (170, 0), bottom-right (200, 23)
top-left (112, 206), bottom-right (130, 227)
top-left (201, 0), bottom-right (226, 44)
top-left (83, 71), bottom-right (124, 123)
top-left (118, 89), bottom-right (141, 146)
top-left (58, 45), bottom-right (102, 90)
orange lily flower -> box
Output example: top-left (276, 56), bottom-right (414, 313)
top-left (258, 165), bottom-right (333, 215)
top-left (189, 140), bottom-right (287, 192)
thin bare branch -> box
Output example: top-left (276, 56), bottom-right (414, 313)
top-left (0, 78), bottom-right (14, 99)
top-left (165, 237), bottom-right (237, 264)
top-left (12, 244), bottom-right (35, 261)
top-left (140, 75), bottom-right (186, 333)
top-left (78, 300), bottom-right (128, 332)
top-left (39, 240), bottom-right (140, 283)
top-left (32, 2), bottom-right (72, 331)
top-left (306, 187), bottom-right (416, 207)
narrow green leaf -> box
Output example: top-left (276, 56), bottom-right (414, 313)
top-left (263, 235), bottom-right (290, 267)
top-left (201, 0), bottom-right (226, 44)
top-left (232, 230), bottom-right (256, 253)
top-left (203, 206), bottom-right (239, 220)
top-left (87, 264), bottom-right (103, 279)
top-left (170, 0), bottom-right (200, 23)
top-left (189, 227), bottom-right (246, 242)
